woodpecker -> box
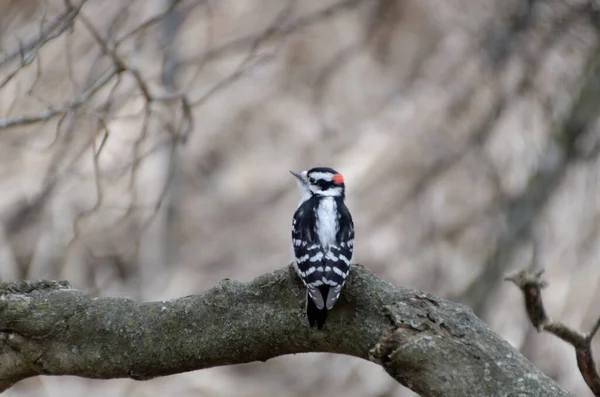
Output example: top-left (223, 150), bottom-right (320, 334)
top-left (290, 167), bottom-right (354, 329)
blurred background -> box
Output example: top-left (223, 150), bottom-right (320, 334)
top-left (1, 0), bottom-right (600, 396)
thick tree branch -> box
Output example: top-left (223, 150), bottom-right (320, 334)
top-left (506, 269), bottom-right (600, 396)
top-left (0, 265), bottom-right (570, 396)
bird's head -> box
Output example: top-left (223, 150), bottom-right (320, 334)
top-left (290, 167), bottom-right (345, 199)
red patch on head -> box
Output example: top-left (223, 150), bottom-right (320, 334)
top-left (333, 173), bottom-right (344, 185)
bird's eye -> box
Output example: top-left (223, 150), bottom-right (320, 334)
top-left (308, 177), bottom-right (316, 184)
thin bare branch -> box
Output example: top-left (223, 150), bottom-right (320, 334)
top-left (78, 14), bottom-right (152, 102)
top-left (589, 317), bottom-right (600, 341)
top-left (115, 0), bottom-right (187, 47)
top-left (506, 268), bottom-right (600, 396)
top-left (188, 54), bottom-right (272, 107)
top-left (0, 67), bottom-right (118, 129)
top-left (0, 47), bottom-right (37, 90)
top-left (0, 0), bottom-right (88, 69)
top-left (182, 0), bottom-right (368, 66)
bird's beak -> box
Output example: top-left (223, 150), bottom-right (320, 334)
top-left (290, 170), bottom-right (306, 184)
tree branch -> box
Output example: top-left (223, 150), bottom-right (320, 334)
top-left (0, 67), bottom-right (118, 129)
top-left (506, 268), bottom-right (600, 396)
top-left (0, 265), bottom-right (571, 396)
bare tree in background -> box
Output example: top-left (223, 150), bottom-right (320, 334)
top-left (2, 0), bottom-right (600, 396)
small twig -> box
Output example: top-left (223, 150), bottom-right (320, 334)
top-left (181, 0), bottom-right (366, 67)
top-left (0, 0), bottom-right (87, 69)
top-left (590, 318), bottom-right (600, 341)
top-left (0, 44), bottom-right (37, 91)
top-left (506, 268), bottom-right (600, 396)
top-left (188, 53), bottom-right (272, 107)
top-left (114, 0), bottom-right (186, 47)
top-left (78, 14), bottom-right (152, 102)
top-left (0, 67), bottom-right (119, 129)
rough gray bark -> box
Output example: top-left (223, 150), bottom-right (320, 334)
top-left (0, 265), bottom-right (571, 396)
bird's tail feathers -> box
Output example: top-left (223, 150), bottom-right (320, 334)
top-left (307, 286), bottom-right (325, 310)
top-left (307, 293), bottom-right (328, 329)
top-left (325, 284), bottom-right (343, 310)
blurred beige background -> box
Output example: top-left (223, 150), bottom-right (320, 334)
top-left (1, 0), bottom-right (600, 396)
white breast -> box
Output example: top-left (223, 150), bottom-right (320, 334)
top-left (316, 197), bottom-right (338, 249)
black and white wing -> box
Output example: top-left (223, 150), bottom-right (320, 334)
top-left (321, 199), bottom-right (354, 309)
top-left (292, 199), bottom-right (329, 309)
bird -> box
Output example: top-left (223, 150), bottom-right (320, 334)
top-left (290, 167), bottom-right (354, 329)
